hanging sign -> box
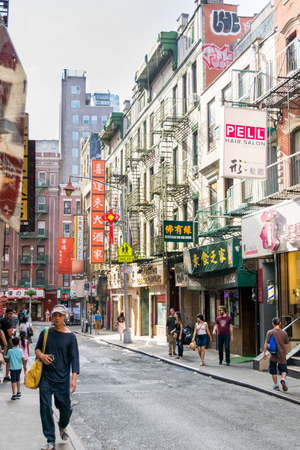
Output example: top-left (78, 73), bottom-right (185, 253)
top-left (118, 242), bottom-right (133, 263)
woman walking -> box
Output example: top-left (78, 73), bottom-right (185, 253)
top-left (18, 331), bottom-right (29, 379)
top-left (192, 314), bottom-right (212, 366)
top-left (45, 309), bottom-right (50, 322)
top-left (172, 311), bottom-right (183, 359)
top-left (19, 316), bottom-right (34, 343)
top-left (116, 311), bottom-right (125, 340)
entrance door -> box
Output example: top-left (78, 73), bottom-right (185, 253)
top-left (141, 287), bottom-right (149, 336)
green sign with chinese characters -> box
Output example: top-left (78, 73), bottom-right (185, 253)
top-left (184, 238), bottom-right (240, 276)
top-left (164, 220), bottom-right (193, 242)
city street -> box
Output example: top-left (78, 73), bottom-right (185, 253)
top-left (72, 333), bottom-right (299, 450)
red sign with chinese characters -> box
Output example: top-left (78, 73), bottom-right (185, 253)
top-left (58, 237), bottom-right (73, 274)
top-left (91, 161), bottom-right (105, 263)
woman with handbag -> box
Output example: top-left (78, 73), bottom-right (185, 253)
top-left (172, 312), bottom-right (184, 360)
top-left (19, 316), bottom-right (34, 343)
top-left (192, 314), bottom-right (212, 366)
top-left (116, 311), bottom-right (125, 340)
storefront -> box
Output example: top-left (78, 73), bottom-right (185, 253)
top-left (184, 238), bottom-right (257, 356)
top-left (175, 263), bottom-right (200, 327)
top-left (242, 198), bottom-right (300, 347)
top-left (0, 288), bottom-right (46, 320)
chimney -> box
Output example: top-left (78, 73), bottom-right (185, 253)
top-left (177, 13), bottom-right (189, 34)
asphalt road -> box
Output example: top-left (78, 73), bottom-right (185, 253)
top-left (72, 335), bottom-right (300, 450)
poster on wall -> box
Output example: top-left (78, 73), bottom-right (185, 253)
top-left (58, 237), bottom-right (73, 274)
top-left (220, 106), bottom-right (267, 180)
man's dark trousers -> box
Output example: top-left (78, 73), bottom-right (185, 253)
top-left (39, 375), bottom-right (72, 444)
top-left (218, 334), bottom-right (230, 364)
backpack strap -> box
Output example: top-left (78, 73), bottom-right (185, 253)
top-left (42, 327), bottom-right (49, 354)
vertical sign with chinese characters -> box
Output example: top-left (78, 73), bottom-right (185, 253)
top-left (77, 215), bottom-right (84, 261)
top-left (58, 237), bottom-right (73, 274)
top-left (91, 160), bottom-right (105, 263)
top-left (220, 106), bottom-right (267, 180)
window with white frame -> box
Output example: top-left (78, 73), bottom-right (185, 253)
top-left (38, 196), bottom-right (46, 211)
top-left (76, 200), bottom-right (81, 214)
top-left (73, 132), bottom-right (78, 141)
top-left (38, 221), bottom-right (46, 236)
top-left (73, 115), bottom-right (78, 124)
top-left (72, 148), bottom-right (78, 157)
top-left (63, 223), bottom-right (71, 237)
top-left (64, 201), bottom-right (71, 215)
top-left (71, 100), bottom-right (80, 108)
top-left (83, 115), bottom-right (89, 124)
top-left (83, 132), bottom-right (89, 139)
top-left (1, 269), bottom-right (9, 286)
top-left (71, 86), bottom-right (80, 94)
top-left (3, 245), bottom-right (9, 262)
top-left (38, 171), bottom-right (46, 186)
top-left (72, 165), bottom-right (78, 175)
top-left (92, 116), bottom-right (97, 125)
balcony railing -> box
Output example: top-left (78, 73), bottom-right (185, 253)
top-left (36, 278), bottom-right (48, 289)
top-left (19, 254), bottom-right (48, 264)
top-left (197, 151), bottom-right (300, 235)
top-left (150, 166), bottom-right (188, 195)
top-left (152, 98), bottom-right (190, 130)
top-left (36, 179), bottom-right (49, 188)
top-left (150, 235), bottom-right (164, 256)
top-left (18, 278), bottom-right (47, 289)
top-left (20, 230), bottom-right (48, 239)
top-left (36, 204), bottom-right (49, 213)
top-left (127, 188), bottom-right (140, 209)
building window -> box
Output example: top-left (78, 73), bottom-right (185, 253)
top-left (224, 290), bottom-right (239, 326)
top-left (36, 269), bottom-right (45, 286)
top-left (38, 221), bottom-right (46, 236)
top-left (222, 83), bottom-right (231, 101)
top-left (37, 246), bottom-right (45, 261)
top-left (193, 199), bottom-right (198, 245)
top-left (72, 165), bottom-right (78, 175)
top-left (63, 274), bottom-right (70, 287)
top-left (182, 74), bottom-right (187, 114)
top-left (192, 62), bottom-right (197, 94)
top-left (73, 132), bottom-right (78, 141)
top-left (22, 246), bottom-right (30, 262)
top-left (83, 115), bottom-right (89, 124)
top-left (72, 148), bottom-right (78, 157)
top-left (83, 132), bottom-right (89, 139)
top-left (3, 245), bottom-right (9, 262)
top-left (5, 224), bottom-right (10, 235)
top-left (193, 131), bottom-right (198, 166)
top-left (291, 129), bottom-right (300, 185)
top-left (64, 201), bottom-right (71, 215)
top-left (92, 116), bottom-right (97, 125)
top-left (208, 98), bottom-right (216, 152)
top-left (73, 115), bottom-right (78, 124)
top-left (51, 139), bottom-right (56, 150)
top-left (71, 100), bottom-right (80, 108)
top-left (38, 196), bottom-right (46, 211)
top-left (38, 172), bottom-right (46, 186)
top-left (102, 116), bottom-right (107, 125)
top-left (209, 181), bottom-right (218, 205)
top-left (63, 223), bottom-right (71, 237)
top-left (238, 67), bottom-right (250, 101)
top-left (183, 203), bottom-right (188, 221)
top-left (287, 32), bottom-right (298, 73)
top-left (71, 86), bottom-right (80, 94)
top-left (21, 269), bottom-right (29, 282)
top-left (76, 201), bottom-right (81, 214)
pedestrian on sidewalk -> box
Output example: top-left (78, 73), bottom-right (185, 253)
top-left (263, 317), bottom-right (289, 392)
top-left (45, 309), bottom-right (50, 322)
top-left (173, 311), bottom-right (184, 359)
top-left (5, 336), bottom-right (26, 400)
top-left (166, 307), bottom-right (177, 356)
top-left (213, 306), bottom-right (233, 366)
top-left (19, 316), bottom-right (34, 343)
top-left (69, 308), bottom-right (75, 326)
top-left (35, 304), bottom-right (80, 450)
top-left (117, 311), bottom-right (125, 340)
top-left (18, 308), bottom-right (25, 326)
top-left (0, 306), bottom-right (14, 382)
top-left (19, 331), bottom-right (29, 379)
top-left (94, 310), bottom-right (102, 335)
top-left (192, 314), bottom-right (212, 366)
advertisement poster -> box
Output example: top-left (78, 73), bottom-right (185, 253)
top-left (58, 237), bottom-right (73, 274)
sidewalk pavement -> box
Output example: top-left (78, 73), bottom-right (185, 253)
top-left (72, 324), bottom-right (300, 405)
top-left (0, 321), bottom-right (86, 450)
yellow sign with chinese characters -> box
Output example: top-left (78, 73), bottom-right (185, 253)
top-left (164, 220), bottom-right (193, 242)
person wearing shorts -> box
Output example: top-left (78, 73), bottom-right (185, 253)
top-left (94, 310), bottom-right (102, 335)
top-left (263, 317), bottom-right (289, 391)
top-left (192, 314), bottom-right (212, 366)
top-left (5, 336), bottom-right (25, 400)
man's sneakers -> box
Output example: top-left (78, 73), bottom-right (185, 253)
top-left (11, 394), bottom-right (18, 400)
top-left (41, 443), bottom-right (55, 450)
top-left (281, 378), bottom-right (288, 392)
top-left (16, 391), bottom-right (21, 398)
top-left (58, 422), bottom-right (69, 441)
top-left (273, 384), bottom-right (280, 390)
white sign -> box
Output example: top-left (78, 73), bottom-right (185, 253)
top-left (1, 288), bottom-right (45, 299)
top-left (242, 198), bottom-right (300, 258)
top-left (124, 267), bottom-right (132, 274)
top-left (77, 215), bottom-right (84, 261)
top-left (220, 106), bottom-right (267, 180)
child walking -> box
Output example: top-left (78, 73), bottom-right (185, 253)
top-left (5, 336), bottom-right (26, 400)
top-left (19, 331), bottom-right (29, 379)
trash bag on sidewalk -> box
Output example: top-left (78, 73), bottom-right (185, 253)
top-left (183, 326), bottom-right (193, 345)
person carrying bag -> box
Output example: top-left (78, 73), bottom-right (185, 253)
top-left (25, 327), bottom-right (49, 389)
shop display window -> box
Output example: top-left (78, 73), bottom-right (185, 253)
top-left (287, 251), bottom-right (300, 316)
top-left (224, 290), bottom-right (239, 326)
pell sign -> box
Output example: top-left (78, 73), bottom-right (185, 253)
top-left (220, 106), bottom-right (267, 180)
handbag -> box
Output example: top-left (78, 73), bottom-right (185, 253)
top-left (27, 326), bottom-right (34, 337)
top-left (25, 327), bottom-right (49, 389)
top-left (173, 332), bottom-right (178, 339)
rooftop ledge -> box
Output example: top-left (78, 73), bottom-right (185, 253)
top-left (99, 112), bottom-right (124, 145)
top-left (135, 31), bottom-right (178, 89)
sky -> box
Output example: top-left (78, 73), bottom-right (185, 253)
top-left (8, 0), bottom-right (269, 140)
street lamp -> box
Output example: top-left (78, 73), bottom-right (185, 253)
top-left (64, 174), bottom-right (131, 344)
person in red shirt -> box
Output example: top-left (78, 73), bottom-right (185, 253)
top-left (213, 306), bottom-right (233, 366)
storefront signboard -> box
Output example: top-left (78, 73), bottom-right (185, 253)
top-left (242, 198), bottom-right (300, 259)
top-left (184, 238), bottom-right (240, 276)
top-left (187, 268), bottom-right (257, 291)
top-left (220, 106), bottom-right (267, 180)
top-left (0, 288), bottom-right (45, 299)
top-left (163, 220), bottom-right (193, 242)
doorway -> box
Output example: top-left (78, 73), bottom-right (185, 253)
top-left (141, 287), bottom-right (149, 336)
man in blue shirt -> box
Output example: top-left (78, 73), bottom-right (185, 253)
top-left (35, 305), bottom-right (80, 450)
top-left (94, 310), bottom-right (102, 335)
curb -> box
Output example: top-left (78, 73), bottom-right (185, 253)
top-left (75, 332), bottom-right (300, 406)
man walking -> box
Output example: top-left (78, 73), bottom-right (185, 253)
top-left (35, 305), bottom-right (80, 450)
top-left (166, 307), bottom-right (176, 356)
top-left (213, 306), bottom-right (233, 365)
top-left (94, 310), bottom-right (102, 335)
top-left (0, 306), bottom-right (15, 381)
top-left (263, 317), bottom-right (289, 391)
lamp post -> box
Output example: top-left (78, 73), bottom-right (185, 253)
top-left (64, 175), bottom-right (131, 344)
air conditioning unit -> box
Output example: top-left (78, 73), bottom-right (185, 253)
top-left (191, 165), bottom-right (199, 174)
top-left (188, 93), bottom-right (200, 106)
top-left (213, 125), bottom-right (220, 140)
